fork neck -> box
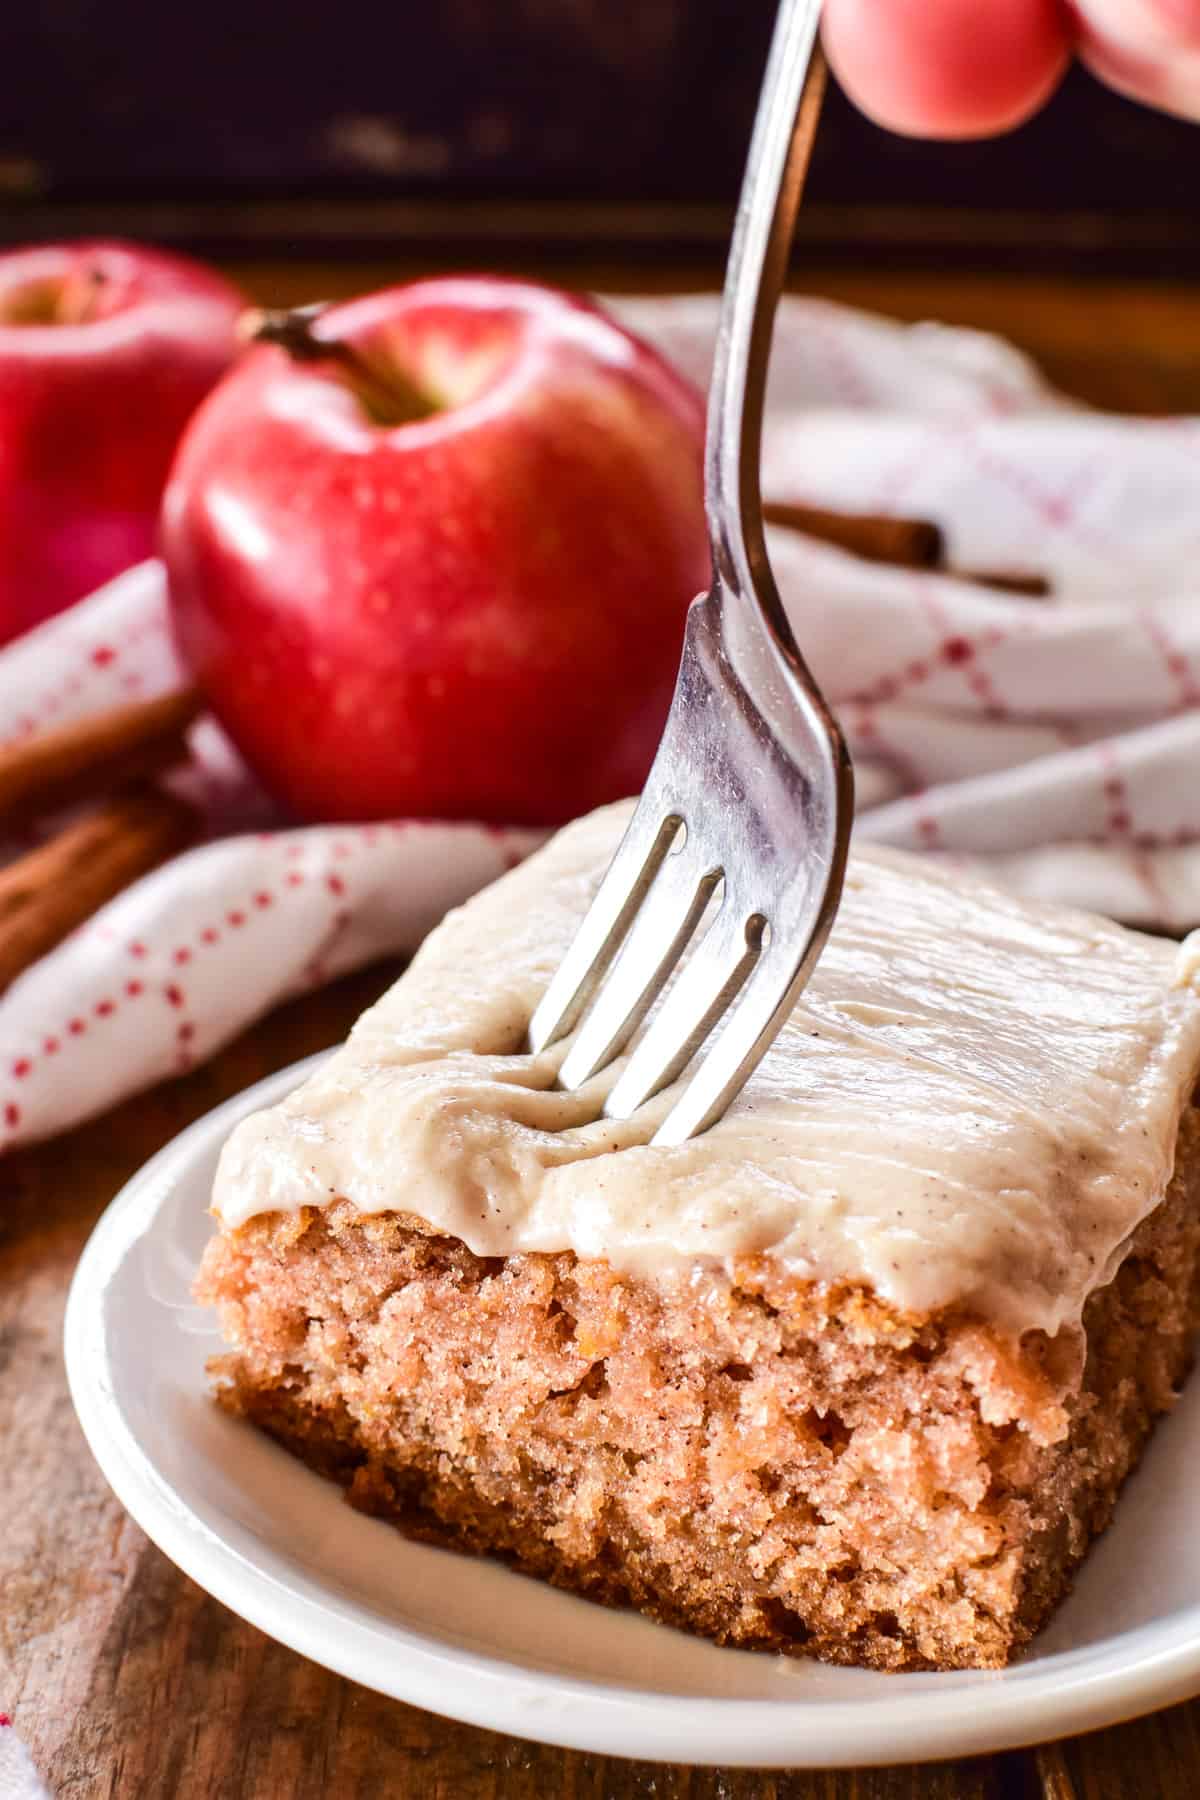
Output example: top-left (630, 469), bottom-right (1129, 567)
top-left (705, 0), bottom-right (825, 642)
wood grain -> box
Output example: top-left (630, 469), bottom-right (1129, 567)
top-left (5, 269), bottom-right (1200, 1798)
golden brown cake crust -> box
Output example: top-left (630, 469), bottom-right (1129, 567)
top-left (196, 1110), bottom-right (1200, 1673)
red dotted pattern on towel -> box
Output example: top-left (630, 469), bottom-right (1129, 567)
top-left (0, 610), bottom-right (171, 751)
top-left (483, 820), bottom-right (529, 873)
top-left (1138, 607), bottom-right (1200, 713)
top-left (0, 820), bottom-right (527, 1146)
top-left (842, 577), bottom-right (1008, 722)
top-left (847, 701), bottom-right (922, 798)
top-left (840, 577), bottom-right (1023, 850)
top-left (816, 423), bottom-right (1199, 901)
top-left (1096, 743), bottom-right (1132, 840)
top-left (0, 835), bottom-right (363, 1139)
top-left (1131, 849), bottom-right (1172, 920)
top-left (868, 414), bottom-right (1131, 568)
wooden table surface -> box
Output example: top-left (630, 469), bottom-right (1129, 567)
top-left (5, 265), bottom-right (1200, 1799)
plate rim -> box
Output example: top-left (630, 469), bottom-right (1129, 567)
top-left (63, 1055), bottom-right (1200, 1769)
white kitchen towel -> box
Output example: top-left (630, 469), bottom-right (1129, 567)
top-left (1, 292), bottom-right (1199, 1160)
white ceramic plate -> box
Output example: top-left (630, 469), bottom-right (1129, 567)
top-left (65, 1056), bottom-right (1200, 1768)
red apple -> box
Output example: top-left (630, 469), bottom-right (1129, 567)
top-left (0, 240), bottom-right (243, 643)
top-left (163, 278), bottom-right (707, 827)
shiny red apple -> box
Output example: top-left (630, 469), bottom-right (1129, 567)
top-left (163, 278), bottom-right (708, 827)
top-left (0, 240), bottom-right (243, 643)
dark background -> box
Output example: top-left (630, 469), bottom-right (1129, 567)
top-left (1, 0), bottom-right (1196, 272)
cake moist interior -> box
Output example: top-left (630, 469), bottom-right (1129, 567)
top-left (198, 1109), bottom-right (1200, 1672)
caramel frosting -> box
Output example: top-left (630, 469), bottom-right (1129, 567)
top-left (213, 802), bottom-right (1200, 1337)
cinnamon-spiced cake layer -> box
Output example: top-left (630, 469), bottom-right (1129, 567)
top-left (198, 803), bottom-right (1200, 1671)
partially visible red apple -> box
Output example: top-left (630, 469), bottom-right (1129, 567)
top-left (0, 240), bottom-right (243, 643)
top-left (163, 278), bottom-right (707, 827)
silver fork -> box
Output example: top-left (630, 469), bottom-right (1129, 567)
top-left (527, 0), bottom-right (853, 1146)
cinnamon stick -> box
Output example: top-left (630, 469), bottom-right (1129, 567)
top-left (957, 569), bottom-right (1052, 598)
top-left (0, 688), bottom-right (202, 829)
top-left (0, 786), bottom-right (198, 991)
top-left (763, 500), bottom-right (944, 569)
top-left (763, 499), bottom-right (1051, 596)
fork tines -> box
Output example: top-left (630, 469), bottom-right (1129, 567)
top-left (527, 799), bottom-right (763, 1135)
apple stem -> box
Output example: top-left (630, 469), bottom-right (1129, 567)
top-left (0, 266), bottom-right (109, 328)
top-left (57, 266), bottom-right (108, 326)
top-left (240, 304), bottom-right (433, 427)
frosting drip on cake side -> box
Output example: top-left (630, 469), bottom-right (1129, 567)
top-left (212, 802), bottom-right (1200, 1337)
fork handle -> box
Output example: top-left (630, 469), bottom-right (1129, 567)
top-left (705, 0), bottom-right (826, 640)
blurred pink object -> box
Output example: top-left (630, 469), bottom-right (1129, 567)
top-left (0, 240), bottom-right (243, 644)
